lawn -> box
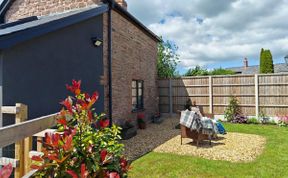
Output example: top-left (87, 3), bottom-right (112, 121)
top-left (129, 123), bottom-right (288, 178)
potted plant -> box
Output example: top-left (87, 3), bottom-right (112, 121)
top-left (137, 113), bottom-right (146, 129)
top-left (152, 112), bottom-right (163, 124)
top-left (117, 118), bottom-right (137, 140)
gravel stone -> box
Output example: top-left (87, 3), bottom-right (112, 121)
top-left (122, 117), bottom-right (266, 163)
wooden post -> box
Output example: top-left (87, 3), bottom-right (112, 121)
top-left (15, 103), bottom-right (28, 178)
top-left (255, 75), bottom-right (259, 118)
top-left (24, 137), bottom-right (32, 174)
top-left (169, 78), bottom-right (173, 115)
top-left (209, 76), bottom-right (213, 114)
top-left (36, 138), bottom-right (42, 152)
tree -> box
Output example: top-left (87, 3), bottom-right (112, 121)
top-left (184, 65), bottom-right (209, 76)
top-left (157, 38), bottom-right (179, 78)
top-left (210, 68), bottom-right (235, 75)
top-left (260, 48), bottom-right (274, 73)
top-left (184, 66), bottom-right (235, 76)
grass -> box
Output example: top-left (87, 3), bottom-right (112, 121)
top-left (129, 123), bottom-right (288, 178)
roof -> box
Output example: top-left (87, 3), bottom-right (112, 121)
top-left (0, 0), bottom-right (160, 49)
top-left (0, 5), bottom-right (108, 49)
top-left (227, 63), bottom-right (288, 74)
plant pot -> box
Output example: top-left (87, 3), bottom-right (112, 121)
top-left (152, 116), bottom-right (164, 124)
top-left (121, 126), bottom-right (137, 140)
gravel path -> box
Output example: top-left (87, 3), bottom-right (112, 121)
top-left (122, 117), bottom-right (266, 163)
top-left (121, 117), bottom-right (179, 160)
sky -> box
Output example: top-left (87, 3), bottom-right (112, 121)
top-left (1, 0), bottom-right (287, 74)
top-left (126, 0), bottom-right (288, 74)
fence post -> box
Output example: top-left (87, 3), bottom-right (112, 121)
top-left (255, 75), bottom-right (259, 118)
top-left (169, 78), bottom-right (173, 115)
top-left (15, 103), bottom-right (28, 178)
top-left (209, 76), bottom-right (213, 114)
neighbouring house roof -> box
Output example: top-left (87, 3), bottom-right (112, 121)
top-left (0, 1), bottom-right (160, 49)
top-left (227, 63), bottom-right (288, 74)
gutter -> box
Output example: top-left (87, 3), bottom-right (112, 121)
top-left (0, 0), bottom-right (14, 23)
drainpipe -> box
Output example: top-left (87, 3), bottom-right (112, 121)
top-left (107, 0), bottom-right (114, 127)
top-left (0, 51), bottom-right (3, 158)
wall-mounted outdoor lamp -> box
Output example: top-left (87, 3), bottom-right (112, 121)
top-left (285, 55), bottom-right (288, 66)
top-left (91, 37), bottom-right (103, 47)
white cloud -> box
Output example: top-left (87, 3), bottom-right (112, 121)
top-left (126, 0), bottom-right (288, 69)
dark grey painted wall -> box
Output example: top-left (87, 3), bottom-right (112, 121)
top-left (2, 15), bottom-right (104, 120)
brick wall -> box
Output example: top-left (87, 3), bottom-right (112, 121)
top-left (4, 0), bottom-right (101, 22)
top-left (102, 10), bottom-right (159, 123)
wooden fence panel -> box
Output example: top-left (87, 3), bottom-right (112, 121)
top-left (158, 73), bottom-right (288, 116)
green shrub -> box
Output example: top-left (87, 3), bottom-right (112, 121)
top-left (267, 120), bottom-right (277, 125)
top-left (247, 117), bottom-right (260, 124)
top-left (224, 96), bottom-right (247, 123)
top-left (31, 80), bottom-right (130, 178)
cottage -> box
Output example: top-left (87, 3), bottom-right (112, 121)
top-left (0, 0), bottom-right (160, 127)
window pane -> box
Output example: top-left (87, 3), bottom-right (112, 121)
top-left (132, 97), bottom-right (137, 105)
top-left (138, 81), bottom-right (142, 88)
top-left (132, 89), bottom-right (137, 96)
top-left (132, 81), bottom-right (136, 88)
top-left (138, 89), bottom-right (142, 96)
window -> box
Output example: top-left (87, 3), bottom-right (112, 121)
top-left (132, 80), bottom-right (144, 111)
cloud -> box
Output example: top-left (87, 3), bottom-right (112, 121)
top-left (126, 0), bottom-right (288, 69)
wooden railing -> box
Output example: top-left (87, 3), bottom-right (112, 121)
top-left (0, 103), bottom-right (58, 178)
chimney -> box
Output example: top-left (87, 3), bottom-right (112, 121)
top-left (115, 0), bottom-right (128, 10)
top-left (243, 57), bottom-right (248, 68)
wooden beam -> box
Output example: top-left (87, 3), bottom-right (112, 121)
top-left (33, 129), bottom-right (57, 138)
top-left (255, 75), bottom-right (259, 118)
top-left (1, 106), bottom-right (19, 114)
top-left (0, 113), bottom-right (58, 148)
top-left (169, 78), bottom-right (173, 115)
top-left (173, 85), bottom-right (209, 87)
top-left (24, 137), bottom-right (32, 174)
top-left (258, 83), bottom-right (288, 86)
top-left (212, 84), bottom-right (255, 87)
top-left (15, 103), bottom-right (27, 178)
top-left (209, 76), bottom-right (213, 113)
top-left (22, 170), bottom-right (37, 178)
top-left (29, 151), bottom-right (43, 158)
top-left (0, 157), bottom-right (19, 168)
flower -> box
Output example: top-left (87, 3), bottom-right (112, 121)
top-left (66, 80), bottom-right (81, 95)
top-left (100, 149), bottom-right (108, 162)
top-left (0, 163), bottom-right (13, 178)
top-left (137, 113), bottom-right (145, 119)
top-left (60, 97), bottom-right (73, 113)
top-left (109, 172), bottom-right (120, 178)
top-left (120, 157), bottom-right (129, 172)
top-left (100, 119), bottom-right (110, 128)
